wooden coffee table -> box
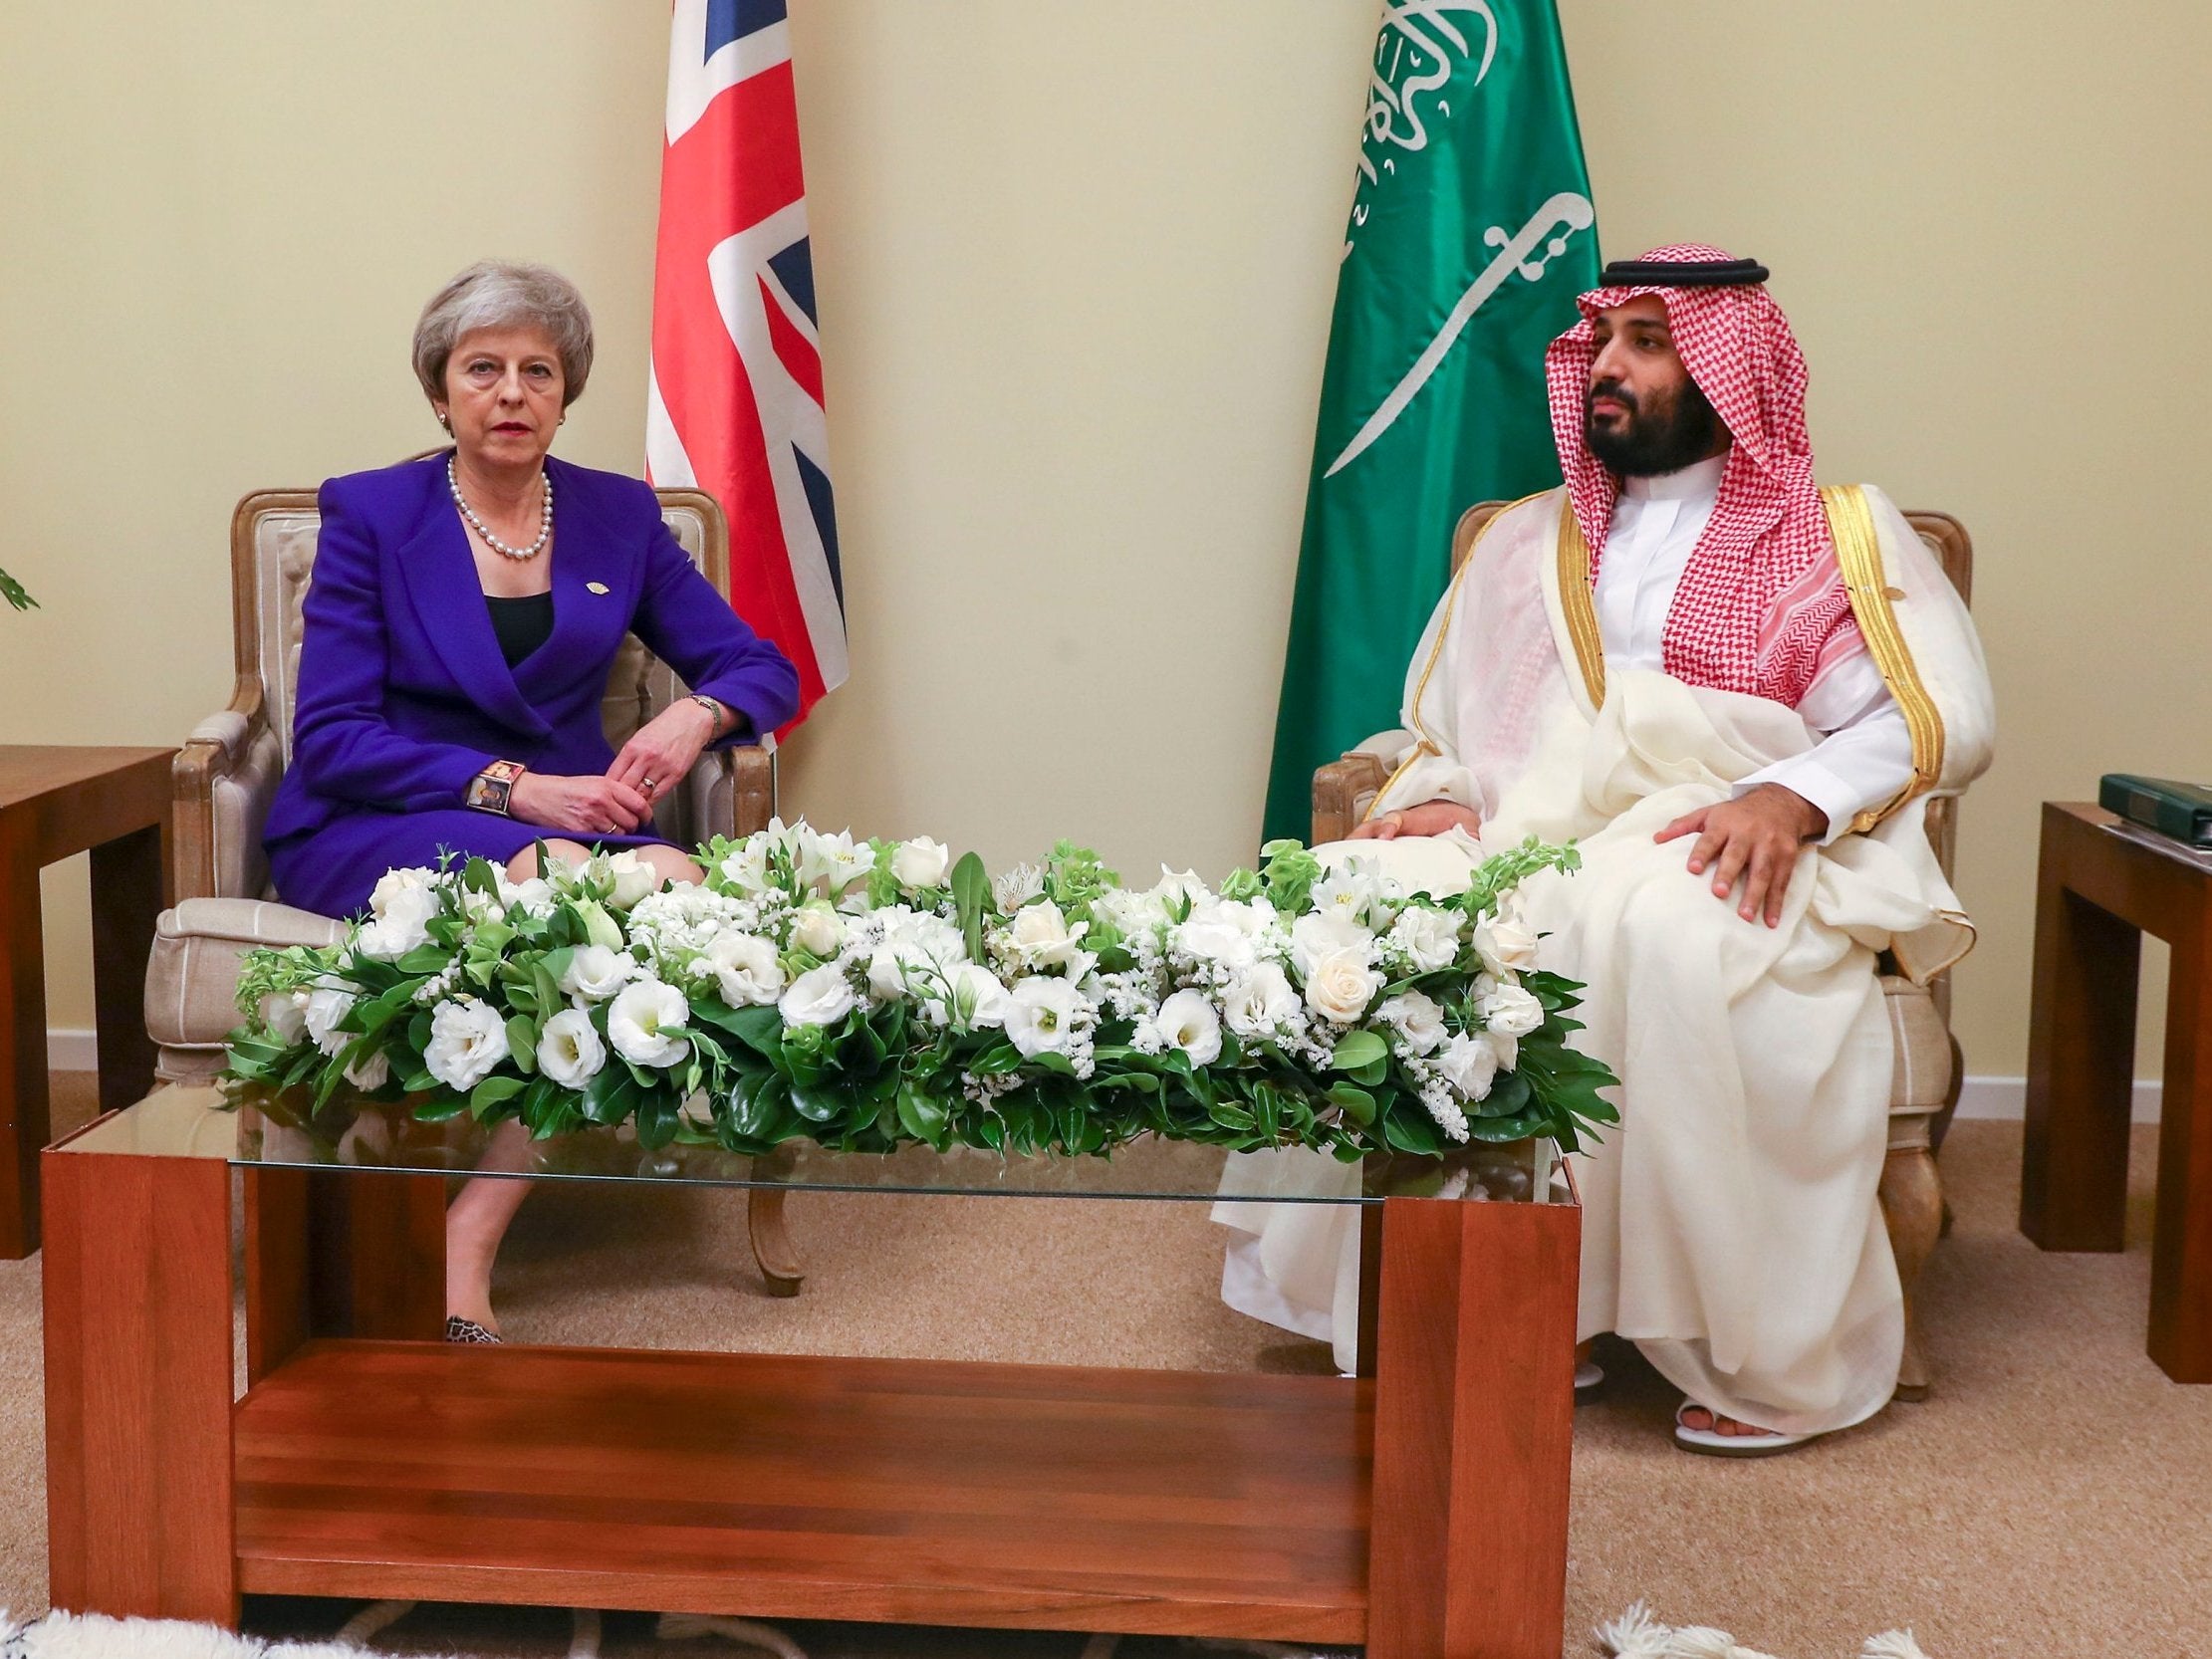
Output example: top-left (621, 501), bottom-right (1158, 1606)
top-left (2022, 800), bottom-right (2212, 1381)
top-left (44, 1086), bottom-right (1581, 1657)
top-left (0, 744), bottom-right (171, 1256)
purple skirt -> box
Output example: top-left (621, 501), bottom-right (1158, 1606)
top-left (268, 809), bottom-right (677, 919)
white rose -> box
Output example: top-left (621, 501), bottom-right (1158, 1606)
top-left (1386, 904), bottom-right (1463, 974)
top-left (302, 983), bottom-right (357, 1056)
top-left (1478, 980), bottom-right (1545, 1039)
top-left (1149, 866), bottom-right (1206, 909)
top-left (1151, 988), bottom-right (1223, 1066)
top-left (779, 962), bottom-right (858, 1028)
top-left (1302, 946), bottom-right (1381, 1026)
top-left (607, 978), bottom-right (691, 1068)
top-left (888, 836), bottom-right (952, 889)
top-left (1473, 912), bottom-right (1543, 977)
top-left (1221, 962), bottom-right (1301, 1041)
top-left (941, 961), bottom-right (1011, 1029)
top-left (536, 1007), bottom-right (608, 1088)
top-left (342, 1047), bottom-right (390, 1091)
top-left (1438, 1030), bottom-right (1501, 1102)
top-left (1173, 899), bottom-right (1263, 972)
top-left (603, 850), bottom-right (660, 910)
top-left (259, 990), bottom-right (310, 1045)
top-left (788, 899), bottom-right (846, 959)
top-left (702, 932), bottom-right (785, 1007)
top-left (500, 875), bottom-right (555, 918)
top-left (1376, 990), bottom-right (1448, 1056)
top-left (1004, 900), bottom-right (1089, 971)
top-left (1094, 885), bottom-right (1168, 939)
top-left (1004, 976), bottom-right (1094, 1059)
top-left (424, 999), bottom-right (510, 1092)
top-left (1290, 910), bottom-right (1373, 978)
top-left (559, 943), bottom-right (633, 1003)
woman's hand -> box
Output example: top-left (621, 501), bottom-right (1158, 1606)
top-left (1348, 799), bottom-right (1483, 840)
top-left (606, 699), bottom-right (720, 813)
top-left (509, 772), bottom-right (651, 837)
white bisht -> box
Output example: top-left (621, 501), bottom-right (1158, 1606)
top-left (1219, 483), bottom-right (1994, 1433)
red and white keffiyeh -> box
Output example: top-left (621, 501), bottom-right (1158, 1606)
top-left (1544, 242), bottom-right (1862, 708)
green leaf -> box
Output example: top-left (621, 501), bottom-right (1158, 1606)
top-left (1328, 1030), bottom-right (1388, 1072)
top-left (1326, 1081), bottom-right (1377, 1128)
top-left (506, 1017), bottom-right (539, 1073)
top-left (895, 1080), bottom-right (948, 1148)
top-left (950, 850), bottom-right (991, 965)
top-left (468, 1074), bottom-right (528, 1118)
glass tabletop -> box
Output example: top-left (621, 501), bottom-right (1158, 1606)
top-left (56, 1083), bottom-right (1565, 1207)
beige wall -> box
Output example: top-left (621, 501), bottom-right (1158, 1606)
top-left (5, 2), bottom-right (2205, 1084)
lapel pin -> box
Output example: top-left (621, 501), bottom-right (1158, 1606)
top-left (586, 581), bottom-right (611, 595)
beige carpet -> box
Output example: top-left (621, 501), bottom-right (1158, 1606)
top-left (6, 1074), bottom-right (2209, 1657)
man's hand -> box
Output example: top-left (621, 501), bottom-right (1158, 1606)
top-left (509, 773), bottom-right (651, 838)
top-left (1653, 784), bottom-right (1828, 927)
top-left (1349, 799), bottom-right (1483, 841)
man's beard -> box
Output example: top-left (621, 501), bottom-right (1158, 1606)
top-left (1585, 373), bottom-right (1726, 477)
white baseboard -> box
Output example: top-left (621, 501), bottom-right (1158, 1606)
top-left (45, 1029), bottom-right (100, 1070)
top-left (1956, 1073), bottom-right (2163, 1124)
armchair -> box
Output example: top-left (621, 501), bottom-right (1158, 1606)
top-left (1313, 499), bottom-right (1973, 1399)
top-left (142, 484), bottom-right (803, 1294)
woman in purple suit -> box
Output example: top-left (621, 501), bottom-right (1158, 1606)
top-left (265, 261), bottom-right (798, 1340)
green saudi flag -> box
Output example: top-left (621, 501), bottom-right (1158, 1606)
top-left (1262, 1), bottom-right (1599, 843)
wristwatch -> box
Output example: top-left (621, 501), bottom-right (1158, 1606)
top-left (688, 693), bottom-right (730, 737)
top-left (466, 759), bottom-right (526, 816)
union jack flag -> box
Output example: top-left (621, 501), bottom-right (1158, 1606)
top-left (647, 0), bottom-right (845, 719)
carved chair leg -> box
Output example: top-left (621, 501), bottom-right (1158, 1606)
top-left (746, 1150), bottom-right (804, 1298)
top-left (1880, 1139), bottom-right (1943, 1402)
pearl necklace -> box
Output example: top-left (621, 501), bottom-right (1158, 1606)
top-left (448, 457), bottom-right (553, 561)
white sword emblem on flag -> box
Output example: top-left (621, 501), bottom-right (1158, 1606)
top-left (1325, 190), bottom-right (1596, 479)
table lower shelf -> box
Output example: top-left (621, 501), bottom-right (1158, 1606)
top-left (234, 1340), bottom-right (1372, 1642)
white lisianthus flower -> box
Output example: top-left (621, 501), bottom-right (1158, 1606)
top-left (888, 835), bottom-right (952, 889)
top-left (260, 989), bottom-right (310, 1045)
top-left (788, 899), bottom-right (847, 959)
top-left (1172, 898), bottom-right (1269, 973)
top-left (1437, 1030), bottom-right (1501, 1102)
top-left (866, 910), bottom-right (966, 1003)
top-left (1290, 910), bottom-right (1373, 978)
top-left (302, 983), bottom-right (357, 1057)
top-left (342, 1047), bottom-right (391, 1091)
top-left (559, 943), bottom-right (633, 1003)
top-left (1221, 962), bottom-right (1301, 1041)
top-left (500, 875), bottom-right (556, 919)
top-left (536, 1007), bottom-right (608, 1087)
top-left (357, 884), bottom-right (439, 960)
top-left (779, 962), bottom-right (857, 1029)
top-left (1151, 988), bottom-right (1224, 1066)
top-left (944, 961), bottom-right (1011, 1029)
top-left (1302, 946), bottom-right (1381, 1026)
top-left (1385, 904), bottom-right (1463, 974)
top-left (607, 978), bottom-right (691, 1068)
top-left (702, 932), bottom-right (785, 1007)
top-left (1473, 910), bottom-right (1543, 977)
top-left (1004, 975), bottom-right (1095, 1059)
top-left (603, 850), bottom-right (661, 910)
top-left (1478, 980), bottom-right (1545, 1039)
top-left (1376, 990), bottom-right (1448, 1056)
top-left (1094, 885), bottom-right (1169, 939)
top-left (369, 866), bottom-right (439, 915)
top-left (424, 999), bottom-right (510, 1091)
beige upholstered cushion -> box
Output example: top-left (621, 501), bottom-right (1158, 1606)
top-left (1881, 974), bottom-right (1951, 1112)
top-left (146, 897), bottom-right (345, 1082)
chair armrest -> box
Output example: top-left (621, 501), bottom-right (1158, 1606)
top-left (146, 896), bottom-right (346, 1083)
top-left (173, 681), bottom-right (268, 902)
top-left (675, 742), bottom-right (778, 845)
top-left (1312, 751), bottom-right (1393, 846)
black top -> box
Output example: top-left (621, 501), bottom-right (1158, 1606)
top-left (484, 591), bottom-right (555, 667)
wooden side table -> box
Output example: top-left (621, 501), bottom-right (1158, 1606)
top-left (0, 745), bottom-right (173, 1257)
top-left (2022, 800), bottom-right (2212, 1381)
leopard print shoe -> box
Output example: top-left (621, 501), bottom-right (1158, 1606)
top-left (443, 1315), bottom-right (503, 1344)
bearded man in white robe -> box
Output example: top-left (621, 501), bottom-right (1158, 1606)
top-left (1217, 245), bottom-right (1994, 1454)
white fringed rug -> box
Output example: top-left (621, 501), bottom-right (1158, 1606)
top-left (0, 1604), bottom-right (802, 1659)
top-left (1592, 1603), bottom-right (1935, 1659)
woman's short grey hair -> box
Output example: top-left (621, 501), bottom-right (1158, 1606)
top-left (411, 260), bottom-right (596, 407)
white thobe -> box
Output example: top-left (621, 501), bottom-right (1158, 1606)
top-left (1595, 454), bottom-right (1914, 843)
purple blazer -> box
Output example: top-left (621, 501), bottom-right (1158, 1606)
top-left (264, 452), bottom-right (799, 917)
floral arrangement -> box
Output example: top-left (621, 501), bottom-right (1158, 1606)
top-left (224, 824), bottom-right (1619, 1161)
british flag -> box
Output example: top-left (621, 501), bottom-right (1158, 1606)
top-left (646, 0), bottom-right (846, 719)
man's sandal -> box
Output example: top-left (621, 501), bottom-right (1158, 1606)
top-left (1672, 1400), bottom-right (1816, 1458)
